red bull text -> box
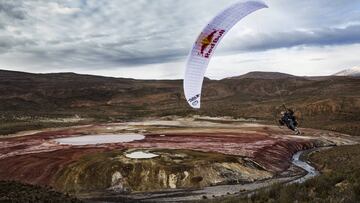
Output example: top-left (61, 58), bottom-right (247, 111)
top-left (197, 29), bottom-right (225, 58)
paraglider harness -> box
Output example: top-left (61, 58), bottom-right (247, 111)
top-left (278, 105), bottom-right (301, 135)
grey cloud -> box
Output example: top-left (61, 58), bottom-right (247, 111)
top-left (227, 25), bottom-right (360, 52)
top-left (0, 35), bottom-right (36, 53)
top-left (0, 2), bottom-right (26, 20)
top-left (0, 0), bottom-right (359, 74)
top-left (19, 41), bottom-right (187, 68)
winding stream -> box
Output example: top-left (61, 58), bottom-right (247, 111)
top-left (290, 150), bottom-right (319, 184)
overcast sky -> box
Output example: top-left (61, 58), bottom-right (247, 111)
top-left (0, 0), bottom-right (360, 79)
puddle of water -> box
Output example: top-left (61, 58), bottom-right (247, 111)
top-left (54, 134), bottom-right (145, 145)
top-left (125, 151), bottom-right (159, 159)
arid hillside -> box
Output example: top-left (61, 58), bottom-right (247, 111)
top-left (0, 69), bottom-right (359, 135)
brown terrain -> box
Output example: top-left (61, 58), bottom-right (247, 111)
top-left (0, 69), bottom-right (359, 136)
top-left (0, 118), bottom-right (358, 202)
top-left (0, 69), bottom-right (359, 202)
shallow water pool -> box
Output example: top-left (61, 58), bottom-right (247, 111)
top-left (54, 134), bottom-right (145, 145)
top-left (125, 151), bottom-right (159, 159)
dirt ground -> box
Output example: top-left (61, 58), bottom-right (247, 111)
top-left (0, 117), bottom-right (357, 201)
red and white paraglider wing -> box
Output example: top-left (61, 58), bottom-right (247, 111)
top-left (184, 1), bottom-right (268, 109)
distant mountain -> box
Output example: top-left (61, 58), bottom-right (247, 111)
top-left (227, 71), bottom-right (297, 80)
top-left (0, 69), bottom-right (359, 136)
top-left (334, 66), bottom-right (360, 77)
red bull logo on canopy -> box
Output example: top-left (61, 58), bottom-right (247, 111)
top-left (197, 29), bottom-right (225, 58)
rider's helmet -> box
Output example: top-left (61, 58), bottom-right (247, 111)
top-left (288, 109), bottom-right (294, 115)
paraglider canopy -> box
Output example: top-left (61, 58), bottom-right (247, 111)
top-left (183, 1), bottom-right (268, 109)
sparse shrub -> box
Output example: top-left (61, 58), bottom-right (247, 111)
top-left (0, 181), bottom-right (82, 202)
